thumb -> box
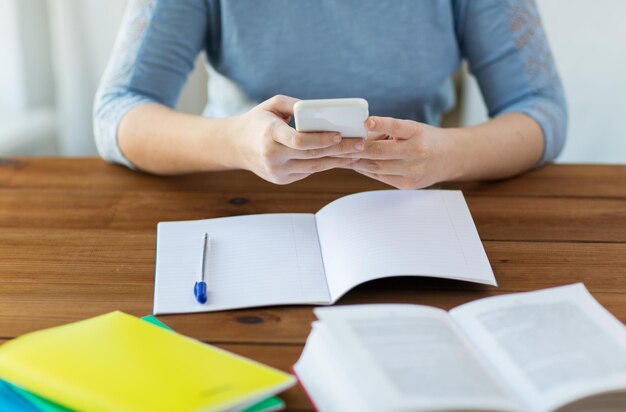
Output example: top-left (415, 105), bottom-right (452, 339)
top-left (261, 94), bottom-right (299, 118)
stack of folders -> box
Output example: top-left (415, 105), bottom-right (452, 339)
top-left (0, 312), bottom-right (294, 412)
top-left (294, 284), bottom-right (626, 412)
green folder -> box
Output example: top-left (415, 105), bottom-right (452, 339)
top-left (0, 315), bottom-right (284, 412)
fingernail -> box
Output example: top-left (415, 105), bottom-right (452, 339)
top-left (366, 118), bottom-right (375, 129)
top-left (355, 142), bottom-right (364, 151)
top-left (333, 134), bottom-right (342, 143)
top-left (351, 157), bottom-right (360, 162)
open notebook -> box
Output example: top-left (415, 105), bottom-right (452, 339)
top-left (153, 190), bottom-right (495, 314)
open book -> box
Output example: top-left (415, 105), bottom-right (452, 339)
top-left (153, 190), bottom-right (495, 314)
top-left (294, 284), bottom-right (626, 412)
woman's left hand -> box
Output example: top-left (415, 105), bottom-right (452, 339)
top-left (339, 116), bottom-right (459, 190)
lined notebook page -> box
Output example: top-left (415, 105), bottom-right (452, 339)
top-left (315, 190), bottom-right (495, 302)
top-left (154, 214), bottom-right (330, 314)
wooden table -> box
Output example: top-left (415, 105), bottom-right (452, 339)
top-left (1, 158), bottom-right (625, 410)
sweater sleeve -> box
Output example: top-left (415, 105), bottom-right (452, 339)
top-left (455, 0), bottom-right (568, 165)
top-left (93, 0), bottom-right (209, 168)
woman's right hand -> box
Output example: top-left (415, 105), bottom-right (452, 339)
top-left (228, 95), bottom-right (365, 184)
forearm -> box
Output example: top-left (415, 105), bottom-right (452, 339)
top-left (445, 113), bottom-right (545, 182)
top-left (118, 103), bottom-right (238, 175)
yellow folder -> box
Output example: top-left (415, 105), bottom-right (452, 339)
top-left (0, 311), bottom-right (294, 412)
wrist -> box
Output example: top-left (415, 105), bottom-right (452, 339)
top-left (438, 127), bottom-right (470, 182)
top-left (199, 116), bottom-right (244, 171)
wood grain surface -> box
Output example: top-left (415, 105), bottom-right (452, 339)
top-left (1, 157), bottom-right (625, 410)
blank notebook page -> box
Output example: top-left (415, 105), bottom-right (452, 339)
top-left (315, 190), bottom-right (495, 301)
top-left (154, 214), bottom-right (329, 314)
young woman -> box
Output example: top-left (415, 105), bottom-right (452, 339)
top-left (94, 0), bottom-right (566, 189)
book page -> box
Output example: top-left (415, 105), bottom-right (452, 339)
top-left (314, 305), bottom-right (521, 411)
top-left (450, 284), bottom-right (626, 411)
top-left (153, 214), bottom-right (329, 314)
top-left (315, 190), bottom-right (495, 301)
top-left (293, 322), bottom-right (373, 412)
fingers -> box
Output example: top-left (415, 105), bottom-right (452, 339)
top-left (333, 140), bottom-right (401, 160)
top-left (365, 116), bottom-right (422, 139)
top-left (269, 121), bottom-right (298, 146)
top-left (289, 139), bottom-right (365, 159)
top-left (286, 157), bottom-right (355, 174)
top-left (272, 122), bottom-right (348, 150)
top-left (349, 159), bottom-right (406, 175)
top-left (261, 94), bottom-right (299, 117)
top-left (288, 131), bottom-right (344, 150)
top-left (366, 131), bottom-right (390, 141)
top-left (263, 156), bottom-right (354, 185)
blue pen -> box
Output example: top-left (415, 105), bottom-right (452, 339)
top-left (194, 233), bottom-right (210, 304)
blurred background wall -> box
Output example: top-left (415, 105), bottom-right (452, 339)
top-left (0, 0), bottom-right (624, 163)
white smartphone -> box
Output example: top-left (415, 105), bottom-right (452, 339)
top-left (294, 98), bottom-right (369, 138)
